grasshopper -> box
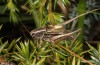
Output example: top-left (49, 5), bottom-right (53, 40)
top-left (30, 8), bottom-right (100, 43)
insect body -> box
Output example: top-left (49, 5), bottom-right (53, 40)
top-left (30, 24), bottom-right (77, 43)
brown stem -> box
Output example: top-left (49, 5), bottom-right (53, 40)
top-left (57, 0), bottom-right (68, 17)
top-left (48, 0), bottom-right (52, 14)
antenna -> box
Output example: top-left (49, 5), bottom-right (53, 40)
top-left (54, 8), bottom-right (100, 29)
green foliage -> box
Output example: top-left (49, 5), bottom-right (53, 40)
top-left (1, 0), bottom-right (70, 26)
top-left (0, 38), bottom-right (20, 55)
top-left (77, 0), bottom-right (86, 42)
top-left (0, 26), bottom-right (97, 65)
top-left (0, 0), bottom-right (100, 65)
top-left (88, 43), bottom-right (100, 65)
top-left (0, 0), bottom-right (67, 27)
top-left (12, 41), bottom-right (51, 65)
top-left (0, 32), bottom-right (90, 65)
top-left (0, 31), bottom-right (20, 64)
top-left (0, 39), bottom-right (8, 53)
top-left (0, 25), bottom-right (7, 54)
top-left (3, 0), bottom-right (20, 23)
top-left (0, 25), bottom-right (3, 30)
top-left (27, 0), bottom-right (70, 27)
